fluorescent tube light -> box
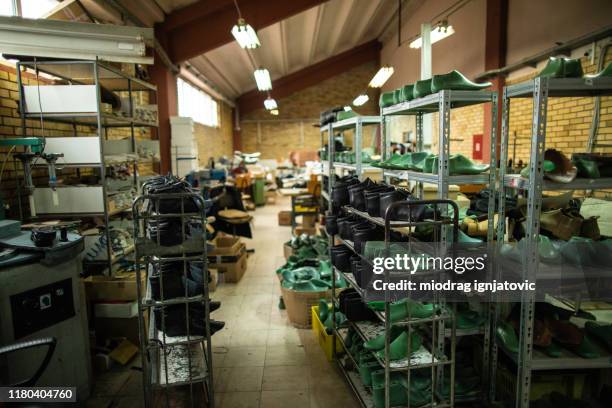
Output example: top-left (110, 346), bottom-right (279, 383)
top-left (352, 94), bottom-right (369, 107)
top-left (343, 106), bottom-right (352, 111)
top-left (369, 66), bottom-right (394, 88)
top-left (264, 97), bottom-right (277, 110)
top-left (409, 25), bottom-right (455, 49)
top-left (254, 68), bottom-right (272, 91)
top-left (231, 18), bottom-right (261, 49)
top-left (270, 109), bottom-right (279, 116)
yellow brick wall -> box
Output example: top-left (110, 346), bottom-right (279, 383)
top-left (240, 61), bottom-right (380, 161)
top-left (194, 101), bottom-right (234, 166)
top-left (506, 48), bottom-right (612, 165)
top-left (387, 48), bottom-right (612, 166)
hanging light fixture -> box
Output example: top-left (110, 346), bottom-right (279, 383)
top-left (254, 68), bottom-right (272, 91)
top-left (409, 21), bottom-right (455, 49)
top-left (369, 66), bottom-right (394, 88)
top-left (231, 17), bottom-right (261, 49)
top-left (343, 106), bottom-right (352, 111)
top-left (353, 93), bottom-right (369, 107)
top-left (270, 109), bottom-right (279, 116)
top-left (264, 97), bottom-right (278, 110)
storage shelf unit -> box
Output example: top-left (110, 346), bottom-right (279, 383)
top-left (133, 191), bottom-right (214, 407)
top-left (380, 88), bottom-right (498, 406)
top-left (16, 59), bottom-right (159, 275)
top-left (320, 116), bottom-right (381, 182)
top-left (492, 76), bottom-right (612, 408)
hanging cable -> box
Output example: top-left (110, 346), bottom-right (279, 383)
top-left (232, 0), bottom-right (243, 18)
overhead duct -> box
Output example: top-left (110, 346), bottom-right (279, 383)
top-left (0, 15), bottom-right (154, 64)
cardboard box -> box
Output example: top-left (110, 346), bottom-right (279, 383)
top-left (85, 272), bottom-right (143, 302)
top-left (278, 210), bottom-right (291, 226)
top-left (209, 268), bottom-right (218, 292)
top-left (283, 243), bottom-right (293, 260)
top-left (209, 234), bottom-right (241, 256)
top-left (295, 226), bottom-right (317, 236)
top-left (94, 311), bottom-right (147, 346)
top-left (94, 301), bottom-right (138, 318)
top-left (214, 250), bottom-right (248, 283)
top-left (302, 214), bottom-right (317, 228)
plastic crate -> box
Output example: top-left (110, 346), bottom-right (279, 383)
top-left (311, 305), bottom-right (344, 361)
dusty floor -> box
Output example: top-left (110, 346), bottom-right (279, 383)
top-left (86, 196), bottom-right (358, 408)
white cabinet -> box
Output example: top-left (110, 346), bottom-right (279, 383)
top-left (170, 116), bottom-right (199, 177)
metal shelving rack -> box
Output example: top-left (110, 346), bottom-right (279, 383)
top-left (15, 59), bottom-right (159, 275)
top-left (492, 76), bottom-right (612, 408)
top-left (320, 116), bottom-right (381, 179)
top-left (132, 188), bottom-right (214, 407)
top-left (380, 89), bottom-right (498, 403)
top-left (331, 200), bottom-right (459, 408)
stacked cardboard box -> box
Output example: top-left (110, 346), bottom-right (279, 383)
top-left (208, 235), bottom-right (248, 283)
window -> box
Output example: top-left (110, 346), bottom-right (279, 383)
top-left (0, 1), bottom-right (60, 18)
top-left (177, 77), bottom-right (219, 127)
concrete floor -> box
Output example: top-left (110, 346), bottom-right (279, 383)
top-left (87, 196), bottom-right (358, 408)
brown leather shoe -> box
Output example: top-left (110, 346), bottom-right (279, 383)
top-left (540, 208), bottom-right (583, 240)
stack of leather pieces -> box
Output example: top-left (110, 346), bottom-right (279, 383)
top-left (497, 303), bottom-right (601, 358)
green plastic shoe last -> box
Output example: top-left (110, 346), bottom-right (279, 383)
top-left (372, 381), bottom-right (407, 408)
top-left (372, 375), bottom-right (431, 408)
top-left (423, 154), bottom-right (437, 173)
top-left (586, 61), bottom-right (612, 78)
top-left (497, 321), bottom-right (519, 354)
top-left (457, 229), bottom-right (483, 244)
top-left (413, 78), bottom-right (433, 99)
top-left (431, 70), bottom-right (492, 92)
top-left (381, 153), bottom-right (406, 169)
top-left (570, 334), bottom-right (600, 359)
top-left (408, 152), bottom-right (431, 171)
top-left (389, 300), bottom-right (436, 322)
top-left (573, 157), bottom-right (599, 178)
top-left (379, 91), bottom-right (395, 108)
top-left (519, 160), bottom-right (556, 178)
top-left (455, 309), bottom-right (485, 330)
top-left (336, 110), bottom-right (357, 121)
top-left (386, 153), bottom-right (413, 170)
top-left (585, 321), bottom-right (612, 352)
top-left (400, 84), bottom-right (415, 102)
top-left (375, 331), bottom-right (422, 361)
top-left (538, 57), bottom-right (584, 78)
top-left (358, 361), bottom-right (381, 386)
top-left (364, 325), bottom-right (405, 351)
top-left (426, 154), bottom-right (490, 175)
top-left (318, 300), bottom-right (329, 323)
top-left (393, 89), bottom-right (402, 105)
top-left (540, 341), bottom-right (562, 358)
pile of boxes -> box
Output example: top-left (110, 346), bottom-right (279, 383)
top-left (208, 234), bottom-right (248, 283)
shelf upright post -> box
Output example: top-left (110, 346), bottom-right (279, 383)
top-left (435, 90), bottom-right (452, 388)
top-left (482, 91), bottom-right (498, 398)
top-left (355, 118), bottom-right (363, 179)
top-left (328, 122), bottom-right (337, 359)
top-left (516, 77), bottom-right (549, 408)
top-left (15, 62), bottom-right (26, 220)
top-left (415, 112), bottom-right (424, 198)
top-left (92, 60), bottom-right (114, 274)
top-left (490, 86), bottom-right (511, 402)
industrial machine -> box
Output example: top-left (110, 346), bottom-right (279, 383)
top-left (0, 220), bottom-right (91, 401)
top-left (0, 137), bottom-right (64, 218)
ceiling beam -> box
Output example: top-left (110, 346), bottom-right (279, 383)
top-left (237, 40), bottom-right (380, 116)
top-left (160, 0), bottom-right (327, 63)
